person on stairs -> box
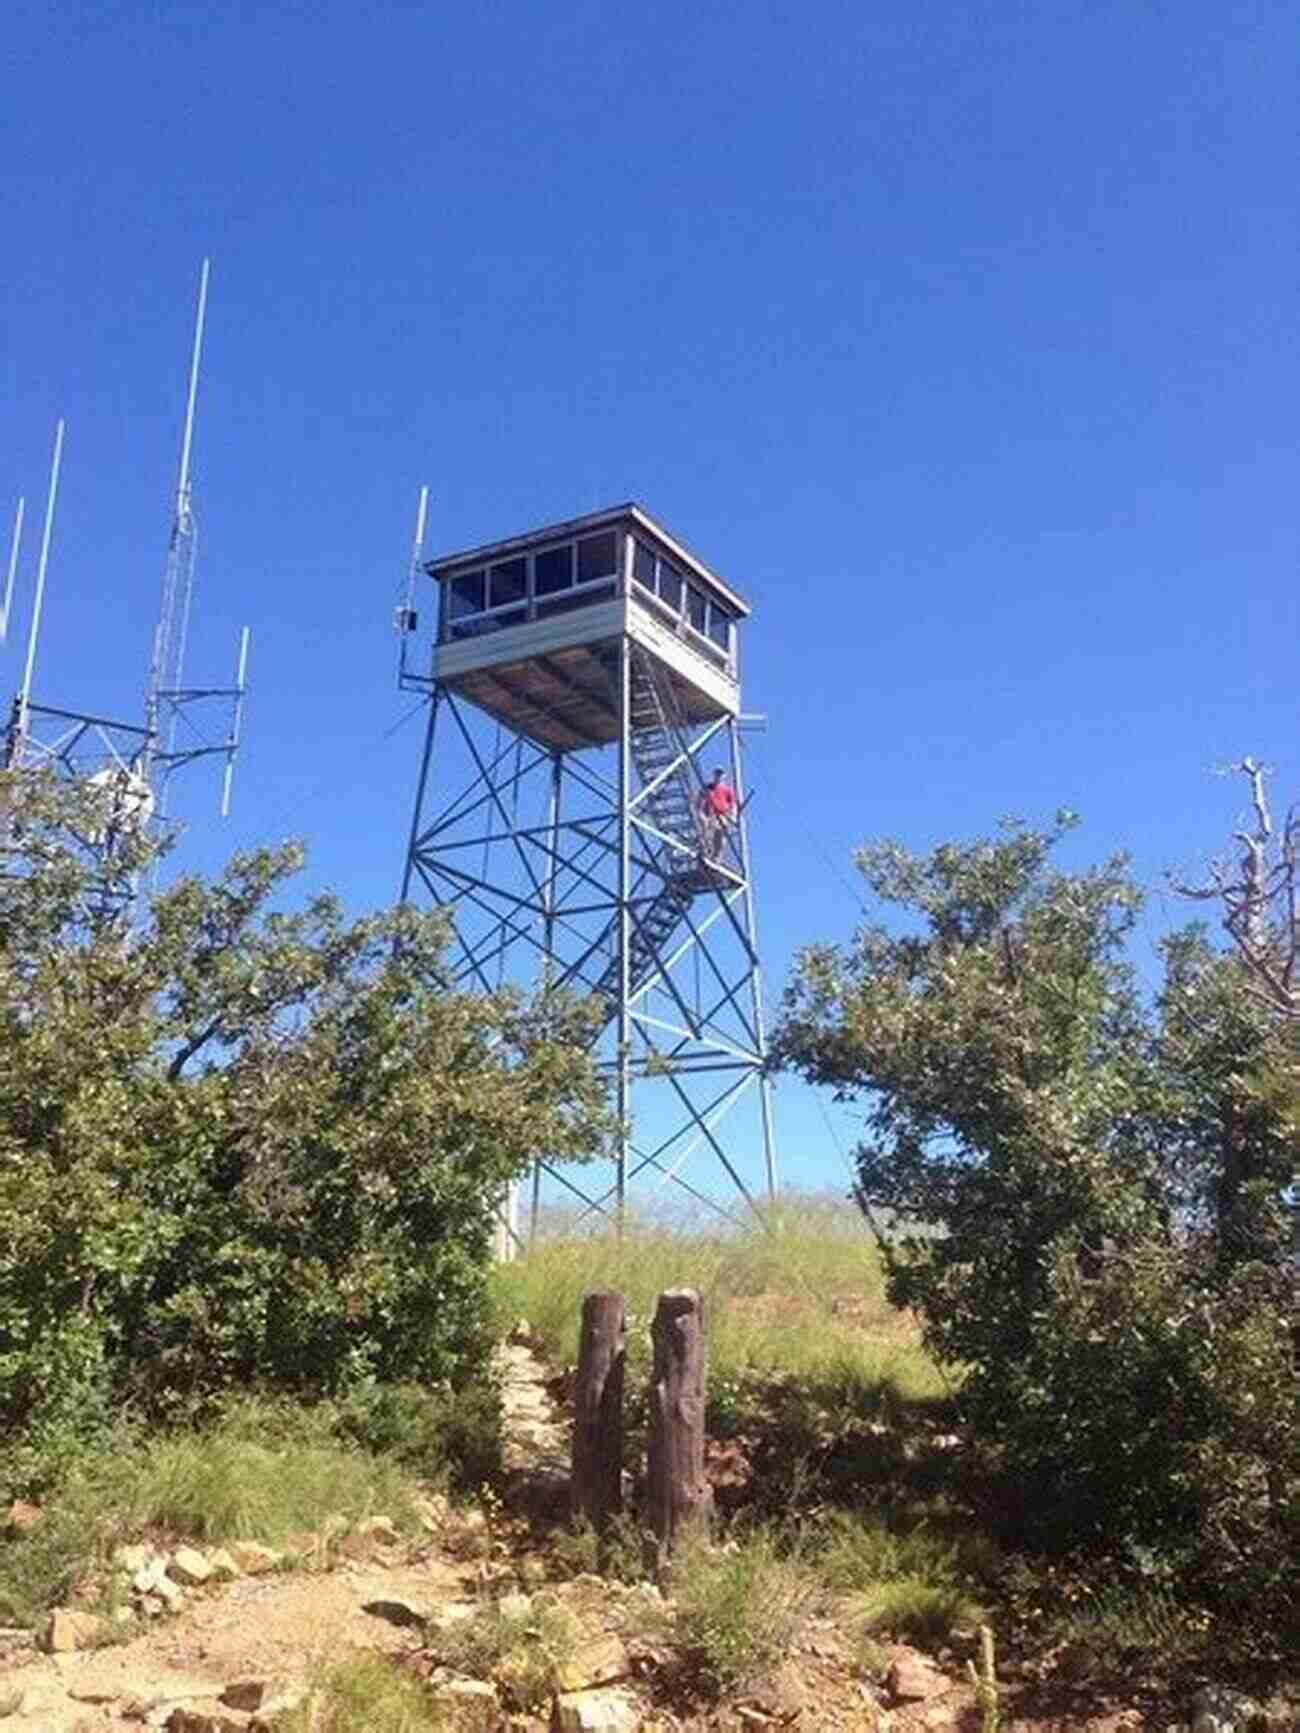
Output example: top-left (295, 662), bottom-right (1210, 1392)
top-left (697, 768), bottom-right (737, 861)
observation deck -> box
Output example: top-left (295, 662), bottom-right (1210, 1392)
top-left (427, 503), bottom-right (748, 753)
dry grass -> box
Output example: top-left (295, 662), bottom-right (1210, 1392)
top-left (665, 1530), bottom-right (819, 1695)
top-left (490, 1191), bottom-right (942, 1400)
top-left (270, 1656), bottom-right (442, 1730)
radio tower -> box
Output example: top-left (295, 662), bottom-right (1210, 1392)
top-left (3, 262), bottom-right (249, 872)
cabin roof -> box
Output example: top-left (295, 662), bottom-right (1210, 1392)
top-left (425, 502), bottom-right (751, 618)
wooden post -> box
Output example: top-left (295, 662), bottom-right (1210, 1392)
top-left (647, 1288), bottom-right (712, 1567)
top-left (571, 1291), bottom-right (625, 1532)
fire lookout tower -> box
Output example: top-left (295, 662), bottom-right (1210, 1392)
top-left (398, 502), bottom-right (777, 1237)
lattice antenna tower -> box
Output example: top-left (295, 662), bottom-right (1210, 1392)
top-left (394, 499), bottom-right (778, 1246)
top-left (3, 262), bottom-right (250, 876)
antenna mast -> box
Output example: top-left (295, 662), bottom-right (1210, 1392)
top-left (395, 484), bottom-right (430, 690)
top-left (4, 261), bottom-right (249, 881)
top-left (4, 421), bottom-right (64, 769)
top-left (144, 256), bottom-right (209, 789)
top-left (1, 497), bottom-right (24, 645)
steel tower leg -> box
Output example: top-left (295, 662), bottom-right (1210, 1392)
top-left (615, 635), bottom-right (632, 1235)
top-left (531, 749), bottom-right (564, 1247)
top-left (728, 717), bottom-right (778, 1202)
top-left (400, 688), bottom-right (440, 904)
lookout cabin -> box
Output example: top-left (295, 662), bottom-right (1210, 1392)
top-left (425, 503), bottom-right (748, 753)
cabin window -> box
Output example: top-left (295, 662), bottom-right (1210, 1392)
top-left (489, 557), bottom-right (526, 608)
top-left (632, 539), bottom-right (656, 592)
top-left (577, 531), bottom-right (618, 584)
top-left (442, 529), bottom-right (625, 641)
top-left (657, 561), bottom-right (683, 612)
top-left (449, 570), bottom-right (485, 618)
top-left (707, 600), bottom-right (733, 652)
top-left (535, 544), bottom-right (574, 596)
top-left (686, 585), bottom-right (708, 634)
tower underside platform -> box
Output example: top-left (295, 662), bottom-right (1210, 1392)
top-left (435, 594), bottom-right (738, 754)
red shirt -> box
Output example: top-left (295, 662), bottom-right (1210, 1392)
top-left (703, 783), bottom-right (736, 817)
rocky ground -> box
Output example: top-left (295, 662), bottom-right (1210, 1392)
top-left (0, 1338), bottom-right (1290, 1732)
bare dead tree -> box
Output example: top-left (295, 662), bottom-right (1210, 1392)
top-left (1171, 758), bottom-right (1300, 1020)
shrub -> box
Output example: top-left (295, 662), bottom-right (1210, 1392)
top-left (0, 769), bottom-right (611, 1495)
top-left (777, 813), bottom-right (1300, 1650)
top-left (331, 1380), bottom-right (503, 1492)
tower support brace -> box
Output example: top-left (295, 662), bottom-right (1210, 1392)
top-left (402, 652), bottom-right (778, 1235)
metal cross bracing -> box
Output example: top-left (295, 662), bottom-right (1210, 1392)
top-left (400, 639), bottom-right (778, 1240)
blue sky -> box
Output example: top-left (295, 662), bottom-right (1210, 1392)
top-left (3, 0), bottom-right (1297, 1199)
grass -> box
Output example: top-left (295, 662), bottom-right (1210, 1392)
top-left (112, 1402), bottom-right (420, 1544)
top-left (508, 1192), bottom-right (1010, 1698)
top-left (811, 1509), bottom-right (993, 1601)
top-left (269, 1656), bottom-right (444, 1731)
top-left (424, 1600), bottom-right (582, 1714)
top-left (491, 1192), bottom-right (943, 1400)
top-left (849, 1577), bottom-right (983, 1644)
top-left (666, 1529), bottom-right (819, 1695)
top-left (0, 1397), bottom-right (424, 1628)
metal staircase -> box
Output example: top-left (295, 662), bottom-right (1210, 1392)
top-left (593, 651), bottom-right (714, 1006)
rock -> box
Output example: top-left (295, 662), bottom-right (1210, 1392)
top-left (133, 1561), bottom-right (161, 1593)
top-left (551, 1688), bottom-right (642, 1733)
top-left (361, 1595), bottom-right (431, 1629)
top-left (550, 1635), bottom-right (630, 1694)
top-left (226, 1541), bottom-right (281, 1574)
top-left (168, 1546), bottom-right (213, 1586)
top-left (4, 1499), bottom-right (42, 1535)
top-left (1, 1687), bottom-right (95, 1733)
top-left (411, 1494), bottom-right (450, 1533)
top-left (432, 1600), bottom-right (477, 1628)
top-left (281, 1530), bottom-right (324, 1563)
top-left (885, 1649), bottom-right (950, 1704)
top-left (355, 1514), bottom-right (399, 1543)
top-left (41, 1608), bottom-right (105, 1652)
top-left (248, 1685), bottom-right (313, 1730)
top-left (1190, 1686), bottom-right (1264, 1733)
top-left (923, 1706), bottom-right (962, 1729)
top-left (113, 1543), bottom-right (153, 1574)
top-left (505, 1466), bottom-right (571, 1523)
top-left (122, 1680), bottom-right (227, 1721)
top-left (165, 1711), bottom-right (248, 1733)
top-left (220, 1678), bottom-right (277, 1711)
top-left (132, 1554), bottom-right (183, 1608)
top-left (433, 1678), bottom-right (498, 1705)
top-left (206, 1548), bottom-right (241, 1579)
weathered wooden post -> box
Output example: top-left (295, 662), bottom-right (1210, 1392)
top-left (571, 1291), bottom-right (625, 1533)
top-left (647, 1288), bottom-right (712, 1568)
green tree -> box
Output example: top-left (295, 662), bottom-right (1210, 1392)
top-left (0, 769), bottom-right (613, 1491)
top-left (776, 810), bottom-right (1298, 1644)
